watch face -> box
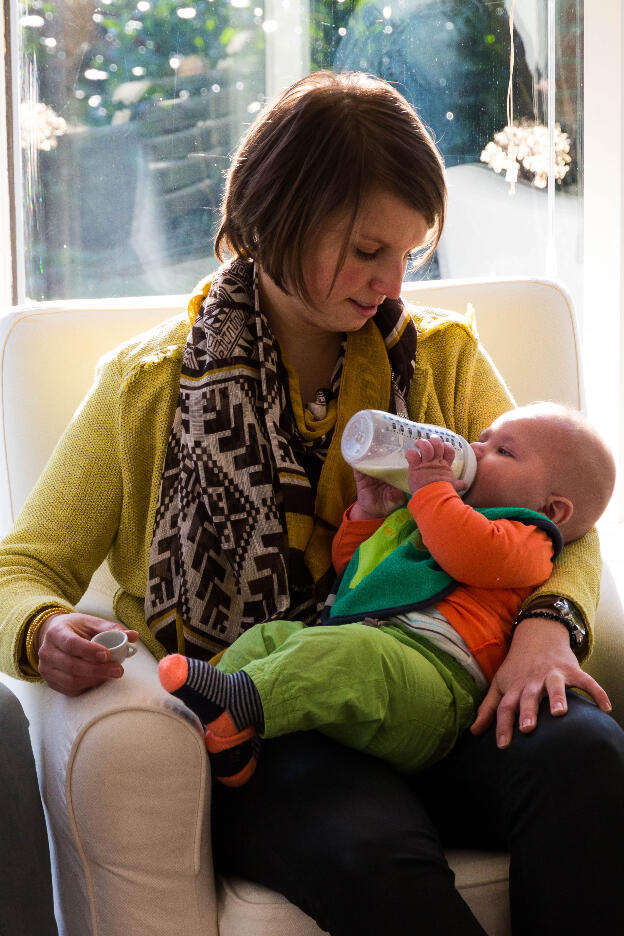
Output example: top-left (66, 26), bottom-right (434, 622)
top-left (554, 599), bottom-right (586, 629)
top-left (547, 599), bottom-right (587, 650)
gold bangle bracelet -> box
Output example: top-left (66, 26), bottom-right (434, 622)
top-left (25, 606), bottom-right (70, 672)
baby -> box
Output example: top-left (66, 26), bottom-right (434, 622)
top-left (159, 403), bottom-right (615, 786)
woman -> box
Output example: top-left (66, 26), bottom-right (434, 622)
top-left (0, 72), bottom-right (621, 934)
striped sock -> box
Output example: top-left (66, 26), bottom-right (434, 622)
top-left (158, 654), bottom-right (264, 787)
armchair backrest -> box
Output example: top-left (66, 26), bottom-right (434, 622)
top-left (401, 277), bottom-right (583, 410)
top-left (0, 296), bottom-right (183, 538)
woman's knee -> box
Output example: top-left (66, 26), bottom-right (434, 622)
top-left (531, 694), bottom-right (624, 772)
top-left (509, 694), bottom-right (624, 820)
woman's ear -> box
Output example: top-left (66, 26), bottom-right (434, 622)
top-left (542, 495), bottom-right (574, 528)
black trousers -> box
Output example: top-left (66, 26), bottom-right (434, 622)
top-left (212, 692), bottom-right (624, 935)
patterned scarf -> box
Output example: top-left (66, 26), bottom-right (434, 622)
top-left (145, 257), bottom-right (417, 658)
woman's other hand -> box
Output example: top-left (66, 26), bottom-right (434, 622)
top-left (406, 437), bottom-right (468, 495)
top-left (350, 468), bottom-right (405, 521)
top-left (36, 613), bottom-right (139, 696)
top-left (470, 616), bottom-right (612, 748)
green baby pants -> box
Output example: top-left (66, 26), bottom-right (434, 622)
top-left (217, 620), bottom-right (481, 773)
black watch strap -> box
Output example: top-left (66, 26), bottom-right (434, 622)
top-left (514, 596), bottom-right (587, 655)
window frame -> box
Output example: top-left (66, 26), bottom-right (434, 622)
top-left (583, 0), bottom-right (624, 522)
top-left (0, 0), bottom-right (17, 307)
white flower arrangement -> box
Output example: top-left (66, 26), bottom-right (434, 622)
top-left (480, 120), bottom-right (571, 189)
top-left (20, 101), bottom-right (68, 151)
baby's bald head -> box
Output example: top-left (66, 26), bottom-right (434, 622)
top-left (498, 403), bottom-right (615, 542)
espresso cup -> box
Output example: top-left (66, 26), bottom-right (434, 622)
top-left (91, 629), bottom-right (137, 664)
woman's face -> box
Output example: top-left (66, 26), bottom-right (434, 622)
top-left (265, 191), bottom-right (431, 335)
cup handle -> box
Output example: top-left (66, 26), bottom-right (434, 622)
top-left (127, 644), bottom-right (138, 657)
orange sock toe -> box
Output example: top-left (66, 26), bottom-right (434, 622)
top-left (158, 654), bottom-right (189, 693)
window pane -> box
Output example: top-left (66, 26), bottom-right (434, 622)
top-left (17, 0), bottom-right (582, 308)
top-left (19, 0), bottom-right (266, 299)
top-left (329, 0), bottom-right (583, 299)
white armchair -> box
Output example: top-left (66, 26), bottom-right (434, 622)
top-left (1, 279), bottom-right (622, 936)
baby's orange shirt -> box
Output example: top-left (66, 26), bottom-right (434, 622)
top-left (332, 482), bottom-right (555, 682)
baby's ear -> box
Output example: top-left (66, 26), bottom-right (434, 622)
top-left (542, 495), bottom-right (574, 528)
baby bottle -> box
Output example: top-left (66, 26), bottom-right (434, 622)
top-left (341, 409), bottom-right (477, 495)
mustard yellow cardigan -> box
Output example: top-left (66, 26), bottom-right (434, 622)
top-left (0, 305), bottom-right (601, 680)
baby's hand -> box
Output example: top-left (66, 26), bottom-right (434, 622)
top-left (351, 469), bottom-right (406, 520)
top-left (406, 437), bottom-right (468, 495)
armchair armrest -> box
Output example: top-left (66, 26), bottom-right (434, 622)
top-left (35, 644), bottom-right (218, 936)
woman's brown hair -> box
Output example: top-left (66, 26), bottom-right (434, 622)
top-left (215, 70), bottom-right (447, 302)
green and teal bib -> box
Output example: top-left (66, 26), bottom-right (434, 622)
top-left (322, 506), bottom-right (562, 625)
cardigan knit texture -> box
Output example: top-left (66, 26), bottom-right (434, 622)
top-left (0, 303), bottom-right (601, 680)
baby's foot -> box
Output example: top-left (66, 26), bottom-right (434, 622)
top-left (159, 654), bottom-right (263, 787)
